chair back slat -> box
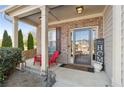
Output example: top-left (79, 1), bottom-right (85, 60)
top-left (48, 50), bottom-right (59, 64)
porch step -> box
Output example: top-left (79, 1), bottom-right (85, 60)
top-left (25, 66), bottom-right (41, 75)
top-left (59, 64), bottom-right (94, 72)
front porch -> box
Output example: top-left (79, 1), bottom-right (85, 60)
top-left (2, 5), bottom-right (122, 87)
top-left (4, 58), bottom-right (110, 87)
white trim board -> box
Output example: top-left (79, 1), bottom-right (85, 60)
top-left (48, 13), bottom-right (103, 26)
top-left (112, 5), bottom-right (122, 87)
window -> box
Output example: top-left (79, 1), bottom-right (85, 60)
top-left (48, 29), bottom-right (56, 54)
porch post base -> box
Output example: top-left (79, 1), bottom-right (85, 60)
top-left (112, 81), bottom-right (122, 87)
top-left (41, 71), bottom-right (56, 87)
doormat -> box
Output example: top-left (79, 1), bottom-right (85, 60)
top-left (59, 64), bottom-right (94, 73)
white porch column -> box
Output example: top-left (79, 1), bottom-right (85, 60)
top-left (112, 5), bottom-right (122, 86)
top-left (36, 25), bottom-right (41, 55)
top-left (40, 6), bottom-right (48, 74)
top-left (12, 16), bottom-right (18, 47)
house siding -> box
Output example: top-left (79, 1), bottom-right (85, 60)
top-left (103, 6), bottom-right (113, 82)
top-left (49, 16), bottom-right (103, 63)
top-left (121, 5), bottom-right (124, 86)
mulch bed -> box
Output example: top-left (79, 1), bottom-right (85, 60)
top-left (2, 70), bottom-right (42, 87)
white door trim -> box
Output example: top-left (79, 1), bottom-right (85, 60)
top-left (69, 26), bottom-right (98, 65)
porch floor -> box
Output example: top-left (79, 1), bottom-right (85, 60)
top-left (53, 68), bottom-right (110, 87)
top-left (25, 59), bottom-right (110, 87)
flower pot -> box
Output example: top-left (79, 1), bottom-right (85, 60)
top-left (93, 62), bottom-right (103, 72)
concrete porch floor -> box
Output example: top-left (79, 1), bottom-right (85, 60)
top-left (25, 58), bottom-right (110, 87)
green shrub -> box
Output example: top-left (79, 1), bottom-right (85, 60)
top-left (0, 48), bottom-right (22, 83)
top-left (2, 30), bottom-right (12, 47)
top-left (27, 32), bottom-right (34, 50)
top-left (18, 29), bottom-right (24, 51)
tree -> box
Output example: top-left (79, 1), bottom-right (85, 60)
top-left (2, 30), bottom-right (12, 47)
top-left (27, 32), bottom-right (34, 50)
top-left (8, 36), bottom-right (12, 47)
top-left (18, 29), bottom-right (24, 50)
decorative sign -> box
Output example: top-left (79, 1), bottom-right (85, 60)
top-left (96, 38), bottom-right (104, 64)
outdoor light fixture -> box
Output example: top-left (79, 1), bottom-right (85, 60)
top-left (76, 6), bottom-right (84, 14)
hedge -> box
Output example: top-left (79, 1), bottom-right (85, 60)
top-left (0, 48), bottom-right (22, 83)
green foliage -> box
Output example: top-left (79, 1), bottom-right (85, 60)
top-left (0, 39), bottom-right (2, 47)
top-left (2, 30), bottom-right (8, 47)
top-left (0, 48), bottom-right (22, 83)
top-left (8, 36), bottom-right (12, 47)
top-left (2, 30), bottom-right (12, 47)
top-left (27, 32), bottom-right (34, 50)
top-left (18, 29), bottom-right (24, 51)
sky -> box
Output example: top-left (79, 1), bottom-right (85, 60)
top-left (0, 5), bottom-right (36, 39)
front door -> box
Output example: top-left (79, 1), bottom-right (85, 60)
top-left (73, 28), bottom-right (92, 65)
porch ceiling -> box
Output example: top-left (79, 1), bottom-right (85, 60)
top-left (24, 5), bottom-right (105, 26)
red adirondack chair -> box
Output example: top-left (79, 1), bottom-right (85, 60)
top-left (48, 50), bottom-right (59, 65)
top-left (33, 54), bottom-right (42, 66)
top-left (33, 50), bottom-right (59, 66)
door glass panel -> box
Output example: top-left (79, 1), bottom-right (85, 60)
top-left (74, 29), bottom-right (90, 55)
top-left (73, 28), bottom-right (92, 65)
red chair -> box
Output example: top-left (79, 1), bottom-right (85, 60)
top-left (33, 50), bottom-right (59, 66)
top-left (48, 50), bottom-right (59, 65)
top-left (33, 54), bottom-right (42, 66)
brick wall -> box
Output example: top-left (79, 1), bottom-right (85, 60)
top-left (49, 16), bottom-right (103, 63)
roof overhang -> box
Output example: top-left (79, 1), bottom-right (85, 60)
top-left (0, 5), bottom-right (22, 13)
top-left (1, 5), bottom-right (105, 27)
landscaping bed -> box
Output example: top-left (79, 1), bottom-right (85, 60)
top-left (4, 70), bottom-right (42, 87)
top-left (0, 48), bottom-right (22, 86)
